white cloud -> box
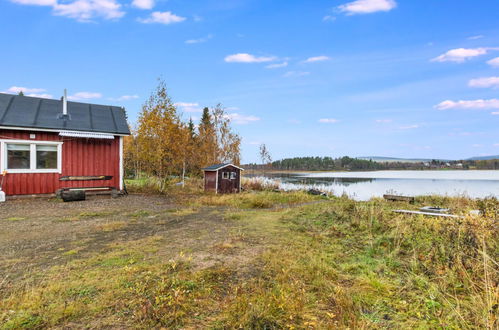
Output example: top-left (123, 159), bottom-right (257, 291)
top-left (138, 11), bottom-right (186, 24)
top-left (283, 71), bottom-right (310, 78)
top-left (68, 92), bottom-right (102, 101)
top-left (110, 94), bottom-right (139, 101)
top-left (468, 35), bottom-right (484, 40)
top-left (185, 34), bottom-right (213, 44)
top-left (53, 0), bottom-right (125, 22)
top-left (132, 0), bottom-right (153, 10)
top-left (10, 0), bottom-right (55, 5)
top-left (492, 112), bottom-right (499, 115)
top-left (265, 62), bottom-right (288, 69)
top-left (2, 86), bottom-right (53, 98)
top-left (288, 119), bottom-right (301, 124)
top-left (319, 118), bottom-right (339, 123)
top-left (472, 144), bottom-right (483, 148)
top-left (225, 113), bottom-right (260, 124)
top-left (175, 102), bottom-right (202, 113)
top-left (224, 53), bottom-right (276, 63)
top-left (487, 57), bottom-right (499, 68)
top-left (338, 0), bottom-right (396, 15)
top-left (494, 143), bottom-right (499, 147)
top-left (431, 47), bottom-right (495, 63)
top-left (304, 55), bottom-right (331, 63)
top-left (468, 76), bottom-right (499, 89)
top-left (10, 0), bottom-right (124, 22)
top-left (375, 119), bottom-right (392, 123)
top-left (435, 99), bottom-right (499, 110)
top-left (323, 15), bottom-right (336, 22)
top-left (4, 86), bottom-right (46, 94)
top-left (29, 93), bottom-right (53, 98)
top-left (399, 124), bottom-right (419, 130)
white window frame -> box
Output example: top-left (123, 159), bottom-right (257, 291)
top-left (230, 172), bottom-right (237, 180)
top-left (0, 139), bottom-right (63, 174)
top-left (222, 172), bottom-right (230, 179)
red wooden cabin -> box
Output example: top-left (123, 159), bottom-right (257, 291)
top-left (0, 92), bottom-right (130, 197)
top-left (203, 163), bottom-right (243, 194)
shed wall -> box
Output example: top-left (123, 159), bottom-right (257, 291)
top-left (0, 129), bottom-right (120, 195)
top-left (217, 166), bottom-right (241, 194)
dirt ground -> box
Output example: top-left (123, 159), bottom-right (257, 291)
top-left (0, 194), bottom-right (264, 287)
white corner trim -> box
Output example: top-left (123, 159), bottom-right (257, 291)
top-left (0, 139), bottom-right (63, 174)
top-left (119, 136), bottom-right (124, 191)
top-left (215, 169), bottom-right (218, 194)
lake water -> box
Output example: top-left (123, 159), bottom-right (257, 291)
top-left (247, 170), bottom-right (499, 201)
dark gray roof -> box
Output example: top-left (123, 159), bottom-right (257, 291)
top-left (202, 163), bottom-right (244, 171)
top-left (0, 93), bottom-right (130, 135)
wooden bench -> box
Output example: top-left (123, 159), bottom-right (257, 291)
top-left (57, 186), bottom-right (120, 200)
top-left (383, 194), bottom-right (415, 203)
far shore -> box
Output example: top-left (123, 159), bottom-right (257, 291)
top-left (242, 168), bottom-right (499, 175)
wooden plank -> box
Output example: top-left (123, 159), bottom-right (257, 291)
top-left (60, 175), bottom-right (113, 181)
top-left (393, 209), bottom-right (461, 218)
top-left (383, 194), bottom-right (415, 203)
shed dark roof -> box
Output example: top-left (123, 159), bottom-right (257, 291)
top-left (0, 93), bottom-right (130, 135)
top-left (202, 163), bottom-right (244, 171)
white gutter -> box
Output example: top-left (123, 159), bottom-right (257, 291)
top-left (59, 130), bottom-right (115, 139)
top-left (0, 126), bottom-right (129, 137)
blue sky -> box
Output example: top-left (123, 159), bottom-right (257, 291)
top-left (1, 0), bottom-right (499, 163)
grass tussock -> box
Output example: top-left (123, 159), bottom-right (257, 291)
top-left (196, 190), bottom-right (320, 209)
top-left (125, 177), bottom-right (203, 196)
top-left (241, 176), bottom-right (280, 191)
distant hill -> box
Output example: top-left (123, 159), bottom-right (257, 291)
top-left (466, 155), bottom-right (499, 161)
top-left (359, 155), bottom-right (499, 162)
top-left (357, 156), bottom-right (445, 163)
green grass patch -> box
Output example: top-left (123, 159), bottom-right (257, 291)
top-left (4, 217), bottom-right (26, 221)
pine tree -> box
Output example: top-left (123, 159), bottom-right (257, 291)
top-left (198, 107), bottom-right (217, 166)
top-left (188, 117), bottom-right (195, 139)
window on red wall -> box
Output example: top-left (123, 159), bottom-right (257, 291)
top-left (36, 145), bottom-right (58, 169)
top-left (7, 144), bottom-right (30, 169)
top-left (1, 140), bottom-right (62, 173)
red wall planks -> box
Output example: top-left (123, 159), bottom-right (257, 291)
top-left (0, 129), bottom-right (120, 195)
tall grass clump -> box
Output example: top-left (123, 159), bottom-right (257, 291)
top-left (241, 176), bottom-right (280, 191)
top-left (273, 197), bottom-right (499, 328)
top-left (125, 176), bottom-right (203, 195)
top-left (197, 190), bottom-right (321, 209)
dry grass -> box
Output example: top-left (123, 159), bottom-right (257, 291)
top-left (0, 193), bottom-right (497, 328)
top-left (195, 190), bottom-right (321, 209)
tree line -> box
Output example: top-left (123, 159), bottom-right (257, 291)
top-left (245, 156), bottom-right (499, 171)
top-left (124, 80), bottom-right (241, 188)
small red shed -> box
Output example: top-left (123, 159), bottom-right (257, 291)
top-left (0, 92), bottom-right (130, 197)
top-left (203, 163), bottom-right (244, 194)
